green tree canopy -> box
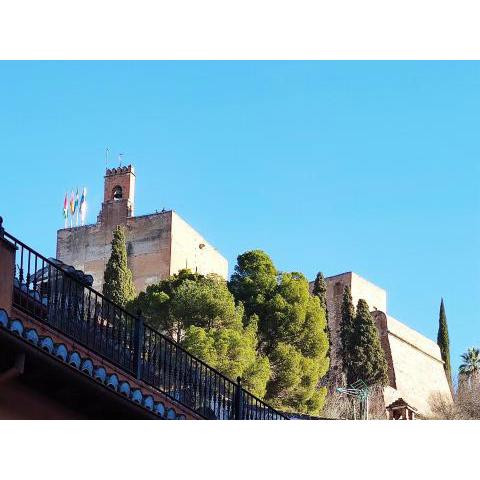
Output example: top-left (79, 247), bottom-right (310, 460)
top-left (103, 225), bottom-right (136, 307)
top-left (229, 250), bottom-right (278, 321)
top-left (349, 299), bottom-right (388, 386)
top-left (171, 273), bottom-right (242, 332)
top-left (459, 347), bottom-right (480, 378)
top-left (230, 251), bottom-right (330, 415)
top-left (339, 285), bottom-right (355, 382)
top-left (129, 269), bottom-right (270, 398)
top-left (312, 271), bottom-right (331, 372)
top-left (183, 314), bottom-right (271, 398)
top-left (437, 298), bottom-right (452, 388)
top-left (127, 269), bottom-right (199, 340)
top-left (312, 271), bottom-right (327, 310)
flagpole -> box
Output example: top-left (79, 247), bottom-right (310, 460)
top-left (76, 188), bottom-right (79, 227)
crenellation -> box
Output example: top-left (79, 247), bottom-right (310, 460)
top-left (56, 165), bottom-right (228, 295)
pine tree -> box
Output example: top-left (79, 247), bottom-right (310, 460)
top-left (349, 299), bottom-right (388, 386)
top-left (437, 298), bottom-right (452, 388)
top-left (229, 251), bottom-right (330, 415)
top-left (312, 272), bottom-right (327, 310)
top-left (103, 225), bottom-right (136, 307)
top-left (339, 285), bottom-right (355, 382)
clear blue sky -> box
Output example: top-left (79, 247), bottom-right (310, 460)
top-left (0, 61), bottom-right (478, 375)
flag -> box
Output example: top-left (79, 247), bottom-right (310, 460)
top-left (80, 187), bottom-right (87, 224)
top-left (74, 188), bottom-right (79, 212)
top-left (63, 193), bottom-right (68, 219)
top-left (70, 191), bottom-right (75, 215)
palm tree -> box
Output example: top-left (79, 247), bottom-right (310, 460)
top-left (459, 347), bottom-right (480, 382)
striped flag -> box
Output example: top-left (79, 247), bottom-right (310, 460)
top-left (63, 193), bottom-right (68, 219)
top-left (70, 191), bottom-right (75, 215)
top-left (79, 187), bottom-right (87, 225)
top-left (74, 188), bottom-right (79, 212)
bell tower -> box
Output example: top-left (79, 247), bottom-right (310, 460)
top-left (97, 165), bottom-right (136, 227)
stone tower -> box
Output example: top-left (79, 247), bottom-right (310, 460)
top-left (323, 272), bottom-right (387, 383)
top-left (98, 166), bottom-right (136, 227)
top-left (56, 165), bottom-right (228, 293)
top-left (310, 271), bottom-right (452, 416)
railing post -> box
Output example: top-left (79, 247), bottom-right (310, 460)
top-left (234, 376), bottom-right (244, 420)
top-left (0, 217), bottom-right (17, 316)
top-left (133, 309), bottom-right (144, 380)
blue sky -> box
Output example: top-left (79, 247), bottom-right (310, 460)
top-left (0, 61), bottom-right (478, 374)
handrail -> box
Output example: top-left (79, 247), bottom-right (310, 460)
top-left (2, 227), bottom-right (287, 420)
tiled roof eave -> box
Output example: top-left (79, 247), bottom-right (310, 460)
top-left (0, 309), bottom-right (188, 420)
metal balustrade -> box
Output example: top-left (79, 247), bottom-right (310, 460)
top-left (2, 227), bottom-right (287, 420)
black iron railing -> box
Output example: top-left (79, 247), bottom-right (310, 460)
top-left (2, 228), bottom-right (286, 420)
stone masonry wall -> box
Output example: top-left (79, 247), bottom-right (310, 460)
top-left (56, 211), bottom-right (172, 293)
top-left (383, 314), bottom-right (452, 416)
top-left (170, 212), bottom-right (228, 279)
top-left (318, 272), bottom-right (387, 380)
top-left (57, 210), bottom-right (228, 293)
top-left (311, 271), bottom-right (452, 415)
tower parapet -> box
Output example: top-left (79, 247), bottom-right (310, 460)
top-left (57, 163), bottom-right (228, 294)
top-left (98, 165), bottom-right (136, 227)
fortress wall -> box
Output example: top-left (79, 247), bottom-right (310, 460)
top-left (384, 315), bottom-right (452, 416)
top-left (322, 272), bottom-right (388, 376)
top-left (387, 316), bottom-right (441, 361)
top-left (170, 212), bottom-right (228, 280)
top-left (350, 272), bottom-right (387, 312)
top-left (57, 223), bottom-right (111, 292)
top-left (124, 213), bottom-right (172, 291)
top-left (323, 272), bottom-right (352, 375)
top-left (57, 210), bottom-right (229, 294)
top-left (56, 211), bottom-right (172, 293)
top-left (312, 271), bottom-right (452, 415)
top-left (371, 311), bottom-right (397, 388)
top-left (56, 165), bottom-right (228, 295)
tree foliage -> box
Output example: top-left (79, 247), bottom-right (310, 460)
top-left (229, 249), bottom-right (277, 322)
top-left (103, 225), bottom-right (135, 307)
top-left (312, 271), bottom-right (331, 379)
top-left (128, 269), bottom-right (199, 340)
top-left (348, 299), bottom-right (388, 386)
top-left (339, 285), bottom-right (355, 382)
top-left (437, 298), bottom-right (452, 388)
top-left (459, 347), bottom-right (480, 379)
top-left (183, 314), bottom-right (271, 398)
top-left (312, 271), bottom-right (327, 310)
top-left (229, 251), bottom-right (330, 415)
top-left (129, 269), bottom-right (270, 398)
top-left (129, 250), bottom-right (330, 412)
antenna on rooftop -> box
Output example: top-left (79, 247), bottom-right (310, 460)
top-left (118, 153), bottom-right (124, 167)
top-left (105, 147), bottom-right (110, 169)
top-left (336, 379), bottom-right (370, 420)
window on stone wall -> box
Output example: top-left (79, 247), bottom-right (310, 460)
top-left (112, 185), bottom-right (123, 200)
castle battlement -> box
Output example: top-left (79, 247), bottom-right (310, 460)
top-left (56, 165), bottom-right (228, 293)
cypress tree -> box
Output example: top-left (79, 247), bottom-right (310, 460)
top-left (349, 299), bottom-right (388, 386)
top-left (103, 225), bottom-right (136, 307)
top-left (339, 285), bottom-right (355, 382)
top-left (312, 272), bottom-right (327, 310)
top-left (312, 271), bottom-right (331, 368)
top-left (437, 298), bottom-right (452, 388)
